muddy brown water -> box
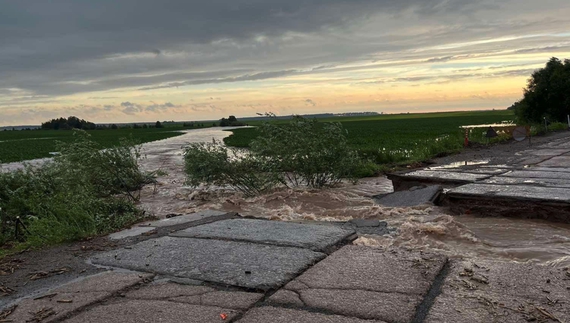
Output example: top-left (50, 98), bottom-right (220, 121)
top-left (4, 127), bottom-right (570, 268)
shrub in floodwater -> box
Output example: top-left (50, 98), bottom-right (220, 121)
top-left (0, 130), bottom-right (152, 249)
top-left (251, 117), bottom-right (364, 187)
top-left (183, 116), bottom-right (366, 196)
top-left (183, 141), bottom-right (282, 196)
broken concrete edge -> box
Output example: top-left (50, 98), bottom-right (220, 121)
top-left (442, 194), bottom-right (570, 222)
top-left (107, 212), bottom-right (240, 242)
top-left (372, 185), bottom-right (442, 207)
top-left (139, 210), bottom-right (229, 228)
top-left (0, 271), bottom-right (155, 322)
top-left (387, 172), bottom-right (471, 192)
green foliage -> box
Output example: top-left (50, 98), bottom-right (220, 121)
top-left (251, 117), bottom-right (362, 187)
top-left (184, 117), bottom-right (364, 196)
top-left (184, 142), bottom-right (281, 196)
top-left (224, 110), bottom-right (514, 165)
top-left (515, 57), bottom-right (570, 124)
top-left (0, 127), bottom-right (186, 163)
top-left (0, 131), bottom-right (151, 249)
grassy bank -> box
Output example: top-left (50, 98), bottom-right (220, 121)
top-left (224, 110), bottom-right (515, 165)
top-left (0, 127), bottom-right (188, 163)
top-left (1, 131), bottom-right (154, 257)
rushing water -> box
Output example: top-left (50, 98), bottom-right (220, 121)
top-left (80, 127), bottom-right (570, 268)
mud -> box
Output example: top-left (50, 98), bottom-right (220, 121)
top-left (134, 128), bottom-right (570, 269)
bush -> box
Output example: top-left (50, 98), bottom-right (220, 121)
top-left (0, 130), bottom-right (152, 249)
top-left (251, 117), bottom-right (362, 187)
top-left (184, 116), bottom-right (365, 196)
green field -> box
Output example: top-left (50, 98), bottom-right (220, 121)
top-left (224, 110), bottom-right (515, 164)
top-left (0, 127), bottom-right (187, 163)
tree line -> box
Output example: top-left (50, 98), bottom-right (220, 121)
top-left (512, 57), bottom-right (570, 124)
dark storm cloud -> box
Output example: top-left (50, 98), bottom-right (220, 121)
top-left (0, 0), bottom-right (493, 96)
top-left (1, 0), bottom-right (569, 112)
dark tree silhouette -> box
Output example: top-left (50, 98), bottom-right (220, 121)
top-left (514, 57), bottom-right (570, 123)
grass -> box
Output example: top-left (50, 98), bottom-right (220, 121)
top-left (0, 127), bottom-right (187, 163)
top-left (224, 110), bottom-right (515, 165)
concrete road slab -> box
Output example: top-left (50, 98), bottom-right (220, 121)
top-left (503, 170), bottom-right (570, 180)
top-left (373, 185), bottom-right (442, 207)
top-left (481, 176), bottom-right (570, 188)
top-left (2, 272), bottom-right (150, 323)
top-left (427, 167), bottom-right (509, 175)
top-left (90, 237), bottom-right (325, 290)
top-left (170, 219), bottom-right (354, 251)
top-left (237, 306), bottom-right (388, 323)
top-left (529, 149), bottom-right (569, 156)
top-left (268, 246), bottom-right (446, 322)
top-left (140, 210), bottom-right (227, 227)
top-left (525, 166), bottom-right (570, 173)
top-left (126, 282), bottom-right (263, 310)
top-left (447, 183), bottom-right (570, 203)
top-left (403, 170), bottom-right (492, 182)
top-left (426, 260), bottom-right (570, 323)
top-left (537, 155), bottom-right (570, 167)
top-left (108, 226), bottom-right (156, 240)
top-left (63, 300), bottom-right (239, 323)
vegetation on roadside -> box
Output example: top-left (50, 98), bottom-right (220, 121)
top-left (513, 57), bottom-right (570, 125)
top-left (224, 110), bottom-right (514, 166)
top-left (184, 116), bottom-right (368, 196)
top-left (0, 131), bottom-right (153, 254)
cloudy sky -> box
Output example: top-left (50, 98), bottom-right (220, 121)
top-left (1, 0), bottom-right (570, 126)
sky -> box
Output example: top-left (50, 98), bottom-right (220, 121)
top-left (1, 0), bottom-right (570, 126)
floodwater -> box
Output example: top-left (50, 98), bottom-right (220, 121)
top-left (6, 127), bottom-right (567, 267)
top-left (141, 127), bottom-right (570, 267)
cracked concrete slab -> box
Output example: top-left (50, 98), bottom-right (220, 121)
top-left (425, 260), bottom-right (570, 323)
top-left (538, 155), bottom-right (570, 167)
top-left (237, 306), bottom-right (389, 323)
top-left (373, 185), bottom-right (442, 207)
top-left (447, 183), bottom-right (570, 202)
top-left (481, 176), bottom-right (570, 188)
top-left (503, 170), bottom-right (570, 180)
top-left (126, 282), bottom-right (263, 310)
top-left (268, 246), bottom-right (447, 323)
top-left (139, 210), bottom-right (227, 227)
top-left (3, 272), bottom-right (150, 323)
top-left (90, 236), bottom-right (325, 290)
top-left (170, 219), bottom-right (354, 251)
top-left (63, 300), bottom-right (239, 323)
top-left (403, 170), bottom-right (492, 182)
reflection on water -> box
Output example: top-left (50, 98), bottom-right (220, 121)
top-left (140, 126), bottom-right (570, 268)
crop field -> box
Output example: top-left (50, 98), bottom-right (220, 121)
top-left (0, 127), bottom-right (187, 163)
top-left (224, 110), bottom-right (515, 164)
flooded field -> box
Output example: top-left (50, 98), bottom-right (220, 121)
top-left (138, 127), bottom-right (570, 268)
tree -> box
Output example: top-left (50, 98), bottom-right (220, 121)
top-left (155, 121), bottom-right (163, 128)
top-left (515, 57), bottom-right (570, 123)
